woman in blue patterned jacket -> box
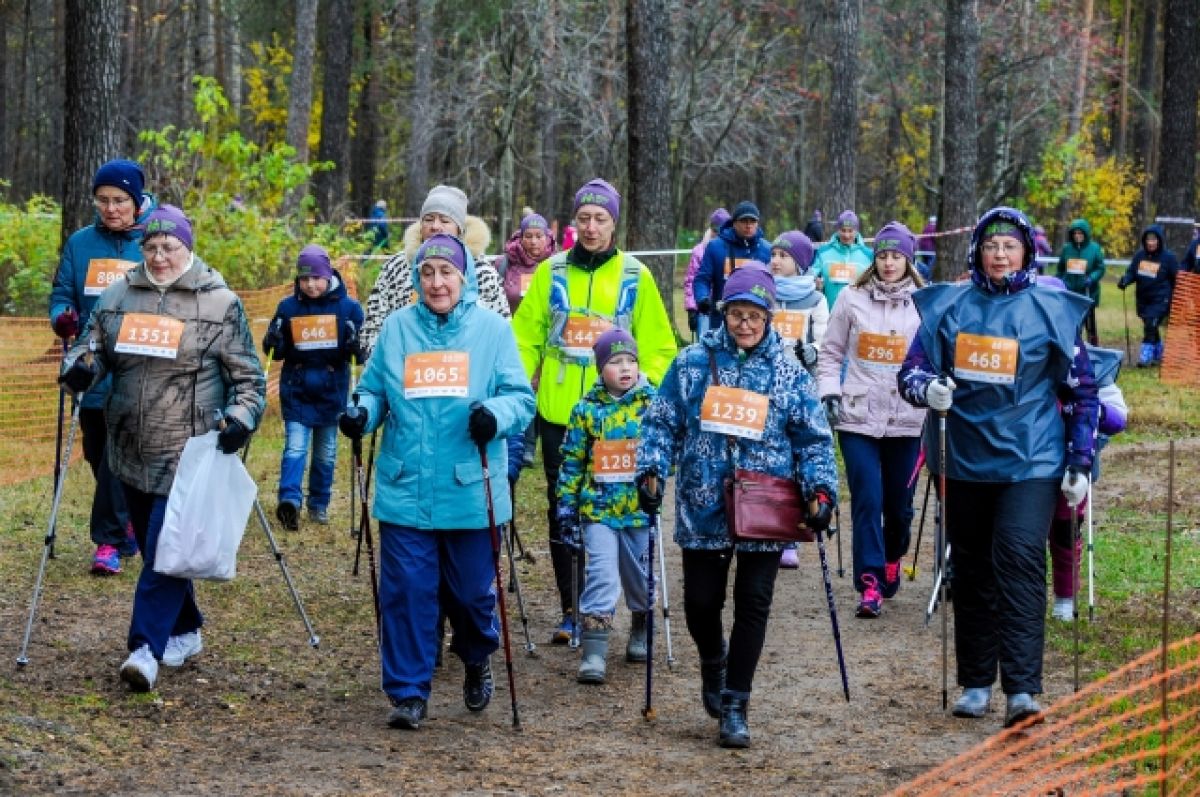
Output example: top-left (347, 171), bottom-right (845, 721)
top-left (635, 265), bottom-right (838, 749)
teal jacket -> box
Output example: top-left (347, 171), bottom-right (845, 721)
top-left (355, 245), bottom-right (535, 530)
top-left (1056, 218), bottom-right (1106, 301)
top-left (811, 233), bottom-right (874, 308)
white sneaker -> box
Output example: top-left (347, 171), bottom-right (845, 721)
top-left (1052, 597), bottom-right (1075, 622)
top-left (120, 644), bottom-right (159, 692)
top-left (162, 630), bottom-right (204, 667)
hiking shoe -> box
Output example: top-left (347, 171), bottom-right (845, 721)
top-left (550, 613), bottom-right (576, 645)
top-left (1052, 597), bottom-right (1074, 622)
top-left (120, 644), bottom-right (158, 692)
top-left (882, 561), bottom-right (902, 599)
top-left (779, 547), bottom-right (800, 569)
top-left (117, 521), bottom-right (140, 557)
top-left (855, 574), bottom-right (883, 618)
top-left (625, 612), bottom-right (648, 663)
top-left (275, 501), bottom-right (299, 531)
top-left (307, 507), bottom-right (330, 525)
top-left (1004, 693), bottom-right (1044, 728)
top-left (91, 544), bottom-right (122, 575)
top-left (387, 698), bottom-right (427, 730)
top-left (463, 660), bottom-right (494, 712)
top-left (162, 630), bottom-right (203, 667)
top-left (718, 692), bottom-right (751, 749)
top-left (952, 687), bottom-right (992, 718)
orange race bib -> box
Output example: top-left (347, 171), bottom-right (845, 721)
top-left (855, 332), bottom-right (908, 370)
top-left (403, 351), bottom-right (470, 398)
top-left (1137, 260), bottom-right (1160, 278)
top-left (827, 262), bottom-right (857, 284)
top-left (1065, 258), bottom-right (1087, 276)
top-left (84, 258), bottom-right (136, 296)
top-left (724, 257), bottom-right (756, 277)
top-left (290, 314), bottom-right (338, 351)
top-left (519, 272), bottom-right (534, 297)
top-left (114, 313), bottom-right (185, 359)
top-left (561, 315), bottom-right (613, 360)
top-left (772, 310), bottom-right (809, 342)
top-left (953, 332), bottom-right (1019, 385)
top-left (700, 385), bottom-right (770, 441)
top-left (592, 438), bottom-right (637, 484)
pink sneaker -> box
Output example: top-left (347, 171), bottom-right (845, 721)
top-left (91, 544), bottom-right (122, 575)
top-left (780, 547), bottom-right (800, 569)
top-left (883, 561), bottom-right (901, 598)
top-left (856, 574), bottom-right (882, 618)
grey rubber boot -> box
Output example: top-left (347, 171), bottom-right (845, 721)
top-left (625, 611), bottom-right (648, 662)
top-left (577, 629), bottom-right (610, 684)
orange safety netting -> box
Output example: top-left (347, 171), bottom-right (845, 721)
top-left (889, 633), bottom-right (1200, 797)
top-left (1161, 271), bottom-right (1200, 387)
top-left (0, 259), bottom-right (359, 487)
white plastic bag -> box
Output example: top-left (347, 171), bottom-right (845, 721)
top-left (155, 430), bottom-right (257, 581)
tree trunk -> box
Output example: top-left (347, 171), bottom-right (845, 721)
top-left (1153, 0), bottom-right (1199, 253)
top-left (1116, 0), bottom-right (1132, 156)
top-left (403, 0), bottom-right (437, 216)
top-left (1133, 0), bottom-right (1161, 217)
top-left (826, 0), bottom-right (860, 215)
top-left (936, 0), bottom-right (979, 281)
top-left (225, 1), bottom-right (243, 112)
top-left (61, 0), bottom-right (122, 246)
top-left (313, 0), bottom-right (354, 221)
top-left (196, 0), bottom-right (217, 77)
top-left (350, 1), bottom-right (380, 219)
top-left (0, 5), bottom-right (8, 184)
top-left (626, 0), bottom-right (674, 318)
top-left (287, 0), bottom-right (319, 162)
top-left (1068, 0), bottom-right (1094, 138)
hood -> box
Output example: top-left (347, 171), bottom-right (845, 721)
top-left (1067, 218), bottom-right (1092, 247)
top-left (126, 254), bottom-right (226, 292)
top-left (718, 219), bottom-right (765, 248)
top-left (586, 373), bottom-right (653, 403)
top-left (403, 214), bottom-right (492, 261)
top-left (822, 231), bottom-right (867, 252)
top-left (968, 206), bottom-right (1037, 295)
top-left (411, 233), bottom-right (480, 323)
top-left (1141, 223), bottom-right (1166, 258)
top-left (292, 269), bottom-right (349, 302)
top-left (91, 191), bottom-right (160, 238)
top-left (504, 228), bottom-right (557, 271)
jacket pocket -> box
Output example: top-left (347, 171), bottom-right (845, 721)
top-left (840, 388), bottom-right (869, 426)
top-left (376, 451), bottom-right (405, 482)
top-left (454, 459), bottom-right (485, 486)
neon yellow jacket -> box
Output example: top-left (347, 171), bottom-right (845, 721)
top-left (512, 249), bottom-right (677, 426)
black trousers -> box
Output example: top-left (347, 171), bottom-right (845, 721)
top-left (79, 407), bottom-right (131, 547)
top-left (538, 414), bottom-right (585, 614)
top-left (681, 548), bottom-right (781, 696)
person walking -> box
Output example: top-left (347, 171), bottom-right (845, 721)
top-left (494, 212), bottom-right (557, 316)
top-left (692, 201), bottom-right (772, 332)
top-left (684, 208), bottom-right (731, 336)
top-left (1055, 219), bottom-right (1106, 346)
top-left (812, 210), bottom-right (874, 309)
top-left (1117, 224), bottom-right (1179, 367)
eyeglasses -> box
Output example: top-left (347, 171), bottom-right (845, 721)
top-left (980, 241), bottom-right (1023, 256)
top-left (726, 309), bottom-right (767, 326)
top-left (141, 242), bottom-right (184, 258)
top-left (94, 196), bottom-right (133, 209)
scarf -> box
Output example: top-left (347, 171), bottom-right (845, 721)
top-left (775, 273), bottom-right (816, 304)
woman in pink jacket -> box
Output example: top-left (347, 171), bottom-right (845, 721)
top-left (683, 208), bottom-right (730, 337)
top-left (816, 222), bottom-right (925, 618)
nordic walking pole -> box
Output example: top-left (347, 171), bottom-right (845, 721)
top-left (510, 516), bottom-right (535, 563)
top-left (906, 475), bottom-right (932, 581)
top-left (656, 519), bottom-right (676, 670)
top-left (834, 505), bottom-right (845, 578)
top-left (938, 409), bottom-right (949, 712)
top-left (814, 519), bottom-right (851, 702)
top-left (642, 476), bottom-right (659, 721)
top-left (344, 397), bottom-right (381, 637)
top-left (1121, 288), bottom-right (1133, 365)
top-left (1071, 502), bottom-right (1081, 693)
top-left (353, 430), bottom-right (378, 577)
top-left (478, 439), bottom-right (521, 730)
top-left (570, 546), bottom-right (581, 649)
top-left (349, 366), bottom-right (358, 542)
top-left (48, 337), bottom-right (70, 560)
top-left (504, 521), bottom-right (536, 656)
top-left (1086, 483), bottom-right (1095, 623)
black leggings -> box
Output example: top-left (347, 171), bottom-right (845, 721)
top-left (1141, 316), bottom-right (1163, 345)
top-left (539, 415), bottom-right (585, 613)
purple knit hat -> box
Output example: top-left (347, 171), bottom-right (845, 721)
top-left (872, 222), bottom-right (916, 263)
top-left (593, 328), bottom-right (638, 369)
top-left (415, 233), bottom-right (467, 274)
top-left (771, 231), bottom-right (816, 272)
top-left (142, 204), bottom-right (193, 250)
top-left (710, 207), bottom-right (731, 230)
top-left (573, 178), bottom-right (621, 221)
top-left (296, 244), bottom-right (333, 279)
top-left (520, 213), bottom-right (549, 234)
top-left (836, 210), bottom-right (860, 231)
top-left (721, 264), bottom-right (776, 310)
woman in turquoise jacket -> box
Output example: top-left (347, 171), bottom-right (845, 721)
top-left (340, 233), bottom-right (535, 730)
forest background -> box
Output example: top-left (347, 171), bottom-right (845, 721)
top-left (0, 0), bottom-right (1197, 317)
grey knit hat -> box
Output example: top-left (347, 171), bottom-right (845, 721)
top-left (420, 185), bottom-right (469, 233)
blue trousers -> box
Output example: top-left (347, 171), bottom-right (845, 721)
top-left (838, 431), bottom-right (920, 591)
top-left (123, 484), bottom-right (203, 658)
top-left (378, 523), bottom-right (500, 703)
top-left (579, 522), bottom-right (649, 619)
top-left (278, 421), bottom-right (338, 511)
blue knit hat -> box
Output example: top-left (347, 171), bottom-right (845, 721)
top-left (92, 159), bottom-right (145, 208)
top-left (732, 201), bottom-right (761, 222)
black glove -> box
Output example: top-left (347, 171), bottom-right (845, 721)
top-left (216, 417), bottom-right (251, 455)
top-left (822, 396), bottom-right (841, 428)
top-left (697, 297), bottom-right (713, 315)
top-left (468, 402), bottom-right (498, 448)
top-left (805, 488), bottom-right (835, 535)
top-left (59, 359), bottom-right (98, 394)
top-left (796, 342), bottom-right (819, 370)
top-left (343, 319), bottom-right (364, 364)
top-left (1117, 277), bottom-right (1129, 290)
top-left (53, 308), bottom-right (80, 340)
top-left (338, 405), bottom-right (368, 440)
top-left (263, 317), bottom-right (284, 358)
top-left (636, 472), bottom-right (664, 515)
top-left (557, 508), bottom-right (583, 550)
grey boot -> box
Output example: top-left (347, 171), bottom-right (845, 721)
top-left (625, 611), bottom-right (648, 663)
top-left (577, 629), bottom-right (610, 684)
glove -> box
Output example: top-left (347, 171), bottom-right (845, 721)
top-left (925, 376), bottom-right (957, 412)
top-left (58, 359), bottom-right (97, 394)
top-left (262, 317), bottom-right (284, 357)
top-left (468, 402), bottom-right (498, 448)
top-left (338, 405), bottom-right (368, 440)
top-left (822, 396), bottom-right (841, 428)
top-left (1117, 276), bottom-right (1129, 290)
top-left (805, 488), bottom-right (835, 535)
top-left (343, 319), bottom-right (364, 363)
top-left (636, 472), bottom-right (664, 515)
top-left (797, 342), bottom-right (819, 370)
top-left (216, 417), bottom-right (251, 455)
top-left (558, 510), bottom-right (583, 550)
top-left (1061, 466), bottom-right (1089, 508)
top-left (697, 297), bottom-right (712, 315)
top-left (53, 308), bottom-right (80, 340)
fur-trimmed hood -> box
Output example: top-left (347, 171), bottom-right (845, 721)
top-left (403, 215), bottom-right (492, 261)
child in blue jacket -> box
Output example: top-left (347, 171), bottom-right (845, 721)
top-left (264, 245), bottom-right (365, 528)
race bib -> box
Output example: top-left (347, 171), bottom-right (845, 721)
top-left (84, 258), bottom-right (136, 296)
top-left (561, 315), bottom-right (613, 360)
top-left (855, 332), bottom-right (908, 370)
top-left (827, 262), bottom-right (857, 284)
top-left (1137, 261), bottom-right (1160, 278)
top-left (1065, 258), bottom-right (1087, 276)
top-left (592, 439), bottom-right (637, 483)
top-left (519, 273), bottom-right (534, 297)
top-left (700, 385), bottom-right (770, 440)
top-left (290, 315), bottom-right (338, 351)
top-left (724, 257), bottom-right (755, 277)
top-left (403, 351), bottom-right (470, 398)
top-left (772, 310), bottom-right (809, 342)
top-left (953, 332), bottom-right (1019, 384)
top-left (114, 313), bottom-right (185, 359)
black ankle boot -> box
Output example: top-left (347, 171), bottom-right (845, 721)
top-left (699, 655), bottom-right (727, 719)
top-left (718, 692), bottom-right (750, 748)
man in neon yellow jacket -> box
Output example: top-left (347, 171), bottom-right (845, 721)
top-left (512, 178), bottom-right (677, 643)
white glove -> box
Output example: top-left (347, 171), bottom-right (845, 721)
top-left (1061, 467), bottom-right (1089, 508)
top-left (925, 376), bottom-right (957, 412)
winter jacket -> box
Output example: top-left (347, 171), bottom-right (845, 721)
top-left (354, 244), bottom-right (534, 530)
top-left (494, 229), bottom-right (557, 315)
top-left (511, 246), bottom-right (677, 426)
top-left (1055, 219), bottom-right (1106, 302)
top-left (1118, 224), bottom-right (1179, 319)
top-left (636, 327), bottom-right (838, 552)
top-left (683, 232), bottom-right (716, 312)
top-left (692, 221), bottom-right (772, 327)
top-left (556, 378), bottom-right (655, 530)
top-left (817, 276), bottom-right (924, 438)
top-left (774, 275), bottom-right (830, 347)
top-left (64, 256), bottom-right (266, 495)
top-left (266, 271), bottom-right (365, 427)
top-left (1181, 237), bottom-right (1200, 273)
top-left (811, 234), bottom-right (874, 308)
top-left (50, 196), bottom-right (159, 409)
top-left (360, 215), bottom-right (509, 356)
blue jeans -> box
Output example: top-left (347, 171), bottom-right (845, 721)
top-left (838, 431), bottom-right (920, 591)
top-left (579, 522), bottom-right (650, 619)
top-left (278, 421), bottom-right (337, 511)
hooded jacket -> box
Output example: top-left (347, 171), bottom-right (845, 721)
top-left (1119, 223), bottom-right (1179, 318)
top-left (692, 221), bottom-right (772, 326)
top-left (64, 256), bottom-right (266, 495)
top-left (494, 228), bottom-right (558, 315)
top-left (811, 232), bottom-right (874, 308)
top-left (1055, 219), bottom-right (1106, 300)
top-left (354, 243), bottom-right (535, 530)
